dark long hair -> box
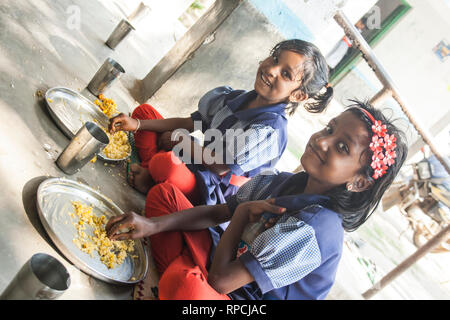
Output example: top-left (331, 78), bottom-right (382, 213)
top-left (325, 100), bottom-right (408, 232)
top-left (270, 39), bottom-right (333, 115)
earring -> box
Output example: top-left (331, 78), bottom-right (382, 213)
top-left (347, 184), bottom-right (353, 191)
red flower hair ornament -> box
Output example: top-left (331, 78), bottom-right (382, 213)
top-left (358, 108), bottom-right (397, 179)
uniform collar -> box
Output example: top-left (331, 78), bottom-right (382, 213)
top-left (271, 171), bottom-right (331, 210)
top-left (226, 90), bottom-right (287, 121)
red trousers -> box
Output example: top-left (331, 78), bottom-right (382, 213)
top-left (145, 182), bottom-right (230, 300)
top-left (132, 104), bottom-right (200, 204)
top-left (131, 104), bottom-right (249, 204)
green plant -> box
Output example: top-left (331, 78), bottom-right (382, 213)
top-left (190, 0), bottom-right (204, 10)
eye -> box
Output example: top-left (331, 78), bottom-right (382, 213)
top-left (282, 70), bottom-right (291, 79)
top-left (337, 141), bottom-right (349, 153)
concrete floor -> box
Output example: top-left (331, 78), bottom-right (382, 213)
top-left (0, 0), bottom-right (178, 299)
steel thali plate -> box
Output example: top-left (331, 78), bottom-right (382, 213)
top-left (44, 87), bottom-right (130, 162)
top-left (36, 177), bottom-right (148, 285)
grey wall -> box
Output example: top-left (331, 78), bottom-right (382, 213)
top-left (147, 1), bottom-right (284, 119)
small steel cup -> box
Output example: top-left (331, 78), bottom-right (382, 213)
top-left (0, 253), bottom-right (70, 300)
top-left (56, 121), bottom-right (109, 175)
top-left (87, 58), bottom-right (125, 96)
top-left (105, 19), bottom-right (136, 50)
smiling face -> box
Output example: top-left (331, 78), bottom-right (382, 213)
top-left (254, 49), bottom-right (308, 105)
top-left (301, 111), bottom-right (372, 193)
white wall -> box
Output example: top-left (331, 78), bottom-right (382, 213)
top-left (338, 0), bottom-right (450, 155)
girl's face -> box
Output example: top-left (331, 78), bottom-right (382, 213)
top-left (254, 50), bottom-right (307, 105)
top-left (301, 111), bottom-right (371, 191)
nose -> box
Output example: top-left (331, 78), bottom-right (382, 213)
top-left (315, 134), bottom-right (331, 152)
top-left (265, 63), bottom-right (280, 78)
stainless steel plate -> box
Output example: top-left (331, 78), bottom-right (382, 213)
top-left (45, 87), bottom-right (130, 162)
top-left (36, 178), bottom-right (148, 285)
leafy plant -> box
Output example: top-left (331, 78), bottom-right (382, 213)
top-left (190, 0), bottom-right (204, 10)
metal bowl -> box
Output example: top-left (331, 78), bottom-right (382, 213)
top-left (45, 87), bottom-right (130, 162)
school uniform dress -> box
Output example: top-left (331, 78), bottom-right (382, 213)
top-left (223, 171), bottom-right (344, 300)
top-left (146, 171), bottom-right (344, 300)
top-left (190, 86), bottom-right (288, 205)
top-left (133, 86), bottom-right (288, 206)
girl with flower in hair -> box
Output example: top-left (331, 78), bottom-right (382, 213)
top-left (106, 100), bottom-right (408, 300)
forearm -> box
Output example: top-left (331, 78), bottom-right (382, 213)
top-left (186, 139), bottom-right (231, 176)
top-left (140, 117), bottom-right (194, 133)
top-left (209, 210), bottom-right (248, 270)
top-left (207, 210), bottom-right (253, 293)
top-left (150, 204), bottom-right (232, 236)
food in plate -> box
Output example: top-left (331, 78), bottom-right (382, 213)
top-left (93, 95), bottom-right (131, 160)
top-left (94, 94), bottom-right (118, 118)
top-left (101, 129), bottom-right (131, 160)
top-left (70, 201), bottom-right (136, 269)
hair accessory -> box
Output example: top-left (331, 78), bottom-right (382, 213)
top-left (358, 108), bottom-right (397, 180)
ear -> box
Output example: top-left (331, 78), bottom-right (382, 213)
top-left (346, 174), bottom-right (374, 193)
top-left (289, 89), bottom-right (308, 103)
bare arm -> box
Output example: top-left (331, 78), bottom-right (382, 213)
top-left (207, 200), bottom-right (286, 294)
top-left (109, 113), bottom-right (194, 134)
top-left (140, 117), bottom-right (194, 133)
top-left (106, 204), bottom-right (232, 241)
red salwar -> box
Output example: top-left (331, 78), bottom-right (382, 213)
top-left (145, 182), bottom-right (230, 300)
top-left (132, 104), bottom-right (200, 204)
top-left (131, 103), bottom-right (241, 299)
top-left (132, 104), bottom-right (249, 205)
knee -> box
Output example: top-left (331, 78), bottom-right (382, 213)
top-left (148, 152), bottom-right (182, 181)
top-left (158, 265), bottom-right (206, 300)
top-left (131, 104), bottom-right (162, 120)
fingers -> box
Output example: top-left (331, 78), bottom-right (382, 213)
top-left (106, 212), bottom-right (134, 239)
top-left (105, 214), bottom-right (125, 234)
top-left (109, 113), bottom-right (127, 133)
top-left (109, 114), bottom-right (123, 133)
top-left (260, 199), bottom-right (286, 215)
top-left (109, 228), bottom-right (137, 241)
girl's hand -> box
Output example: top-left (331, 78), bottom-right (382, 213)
top-left (105, 211), bottom-right (155, 241)
top-left (109, 113), bottom-right (139, 134)
top-left (235, 199), bottom-right (286, 225)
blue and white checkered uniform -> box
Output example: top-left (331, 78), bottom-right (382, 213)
top-left (189, 86), bottom-right (288, 205)
top-left (208, 171), bottom-right (345, 300)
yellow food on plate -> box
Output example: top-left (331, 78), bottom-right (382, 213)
top-left (92, 95), bottom-right (131, 160)
top-left (94, 94), bottom-right (118, 118)
top-left (70, 201), bottom-right (135, 269)
top-left (102, 129), bottom-right (131, 160)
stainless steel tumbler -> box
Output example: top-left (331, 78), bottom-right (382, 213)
top-left (0, 253), bottom-right (70, 300)
top-left (87, 58), bottom-right (125, 96)
top-left (56, 121), bottom-right (109, 174)
top-left (105, 19), bottom-right (135, 50)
